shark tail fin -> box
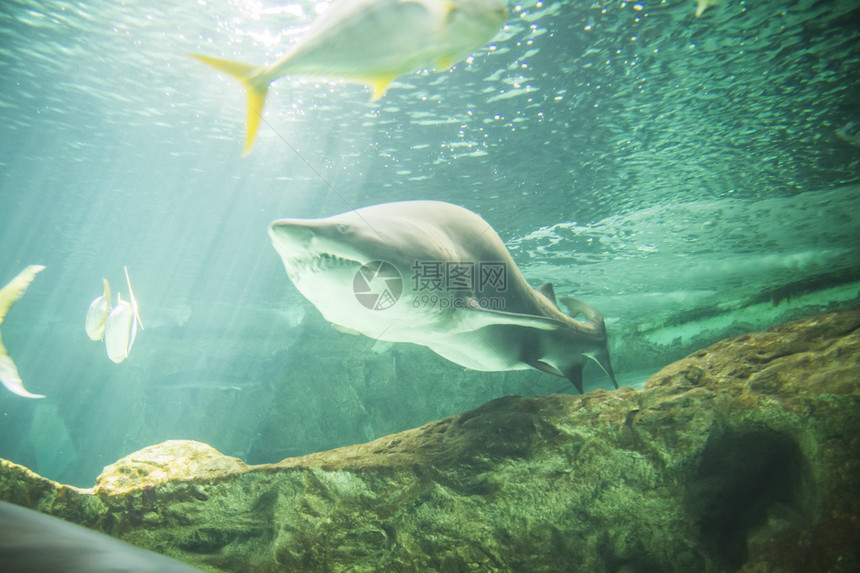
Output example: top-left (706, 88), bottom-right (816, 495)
top-left (0, 265), bottom-right (46, 399)
top-left (190, 54), bottom-right (271, 156)
top-left (559, 296), bottom-right (605, 331)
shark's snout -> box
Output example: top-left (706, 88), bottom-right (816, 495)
top-left (268, 217), bottom-right (366, 282)
top-left (269, 219), bottom-right (317, 254)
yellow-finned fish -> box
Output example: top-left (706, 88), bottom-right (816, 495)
top-left (0, 265), bottom-right (46, 399)
top-left (191, 0), bottom-right (508, 155)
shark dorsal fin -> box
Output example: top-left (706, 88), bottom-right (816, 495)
top-left (536, 283), bottom-right (559, 308)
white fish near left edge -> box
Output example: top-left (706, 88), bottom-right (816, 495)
top-left (0, 265), bottom-right (46, 399)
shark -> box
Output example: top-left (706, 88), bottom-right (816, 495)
top-left (191, 0), bottom-right (508, 155)
top-left (268, 200), bottom-right (618, 393)
top-left (0, 265), bottom-right (46, 399)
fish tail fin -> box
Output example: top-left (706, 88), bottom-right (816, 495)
top-left (0, 265), bottom-right (46, 399)
top-left (123, 266), bottom-right (143, 330)
top-left (0, 265), bottom-right (45, 326)
top-left (366, 75), bottom-right (398, 102)
top-left (0, 344), bottom-right (45, 399)
top-left (190, 54), bottom-right (272, 156)
top-left (101, 278), bottom-right (111, 307)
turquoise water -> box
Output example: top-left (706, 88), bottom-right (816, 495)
top-left (0, 0), bottom-right (858, 487)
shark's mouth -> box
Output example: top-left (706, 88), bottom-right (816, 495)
top-left (286, 252), bottom-right (359, 276)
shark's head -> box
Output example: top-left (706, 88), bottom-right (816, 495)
top-left (268, 214), bottom-right (406, 330)
top-left (269, 217), bottom-right (373, 282)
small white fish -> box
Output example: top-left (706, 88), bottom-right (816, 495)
top-left (0, 265), bottom-right (46, 399)
top-left (85, 278), bottom-right (111, 341)
top-left (104, 295), bottom-right (136, 364)
top-left (102, 267), bottom-right (143, 364)
top-left (192, 0), bottom-right (508, 155)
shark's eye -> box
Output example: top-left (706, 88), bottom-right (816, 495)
top-left (336, 224), bottom-right (349, 234)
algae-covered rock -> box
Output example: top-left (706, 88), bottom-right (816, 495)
top-left (1, 308), bottom-right (858, 572)
top-left (95, 440), bottom-right (248, 495)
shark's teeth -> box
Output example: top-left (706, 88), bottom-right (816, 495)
top-left (289, 253), bottom-right (356, 274)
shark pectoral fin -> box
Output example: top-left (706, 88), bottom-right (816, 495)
top-left (366, 75), bottom-right (398, 101)
top-left (525, 359), bottom-right (564, 378)
top-left (0, 335), bottom-right (44, 399)
top-left (190, 54), bottom-right (270, 156)
top-left (462, 304), bottom-right (564, 332)
top-left (563, 363), bottom-right (585, 394)
top-left (332, 323), bottom-right (362, 336)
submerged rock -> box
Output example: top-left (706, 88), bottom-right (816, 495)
top-left (1, 308), bottom-right (858, 572)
